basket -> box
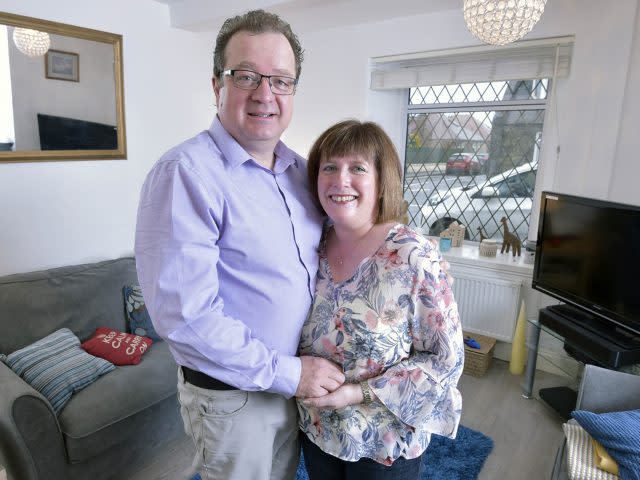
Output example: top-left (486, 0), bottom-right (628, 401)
top-left (463, 332), bottom-right (496, 377)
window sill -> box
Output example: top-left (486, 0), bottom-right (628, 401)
top-left (433, 238), bottom-right (534, 277)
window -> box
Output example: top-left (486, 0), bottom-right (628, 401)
top-left (403, 79), bottom-right (547, 242)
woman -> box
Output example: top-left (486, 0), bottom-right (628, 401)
top-left (297, 120), bottom-right (464, 479)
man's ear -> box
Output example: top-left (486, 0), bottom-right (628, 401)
top-left (212, 76), bottom-right (221, 106)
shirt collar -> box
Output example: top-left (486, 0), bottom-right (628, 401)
top-left (209, 116), bottom-right (299, 172)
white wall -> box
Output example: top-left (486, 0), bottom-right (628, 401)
top-left (610, 2), bottom-right (640, 206)
top-left (0, 0), bottom-right (215, 275)
top-left (288, 0), bottom-right (639, 209)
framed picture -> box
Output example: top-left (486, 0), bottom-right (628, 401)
top-left (45, 49), bottom-right (79, 82)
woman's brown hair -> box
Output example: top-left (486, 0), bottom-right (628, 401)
top-left (307, 120), bottom-right (406, 224)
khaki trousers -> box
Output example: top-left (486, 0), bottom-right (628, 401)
top-left (177, 368), bottom-right (300, 480)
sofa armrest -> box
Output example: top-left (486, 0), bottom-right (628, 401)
top-left (576, 364), bottom-right (640, 413)
top-left (549, 439), bottom-right (568, 480)
top-left (0, 363), bottom-right (68, 480)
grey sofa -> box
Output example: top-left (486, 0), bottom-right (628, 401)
top-left (0, 257), bottom-right (183, 480)
top-left (550, 364), bottom-right (640, 479)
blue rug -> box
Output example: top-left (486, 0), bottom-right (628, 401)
top-left (296, 425), bottom-right (493, 480)
top-left (191, 425), bottom-right (493, 480)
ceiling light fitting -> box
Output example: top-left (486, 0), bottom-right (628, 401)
top-left (13, 27), bottom-right (51, 57)
top-left (463, 0), bottom-right (547, 46)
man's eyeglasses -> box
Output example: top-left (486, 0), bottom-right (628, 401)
top-left (222, 69), bottom-right (297, 95)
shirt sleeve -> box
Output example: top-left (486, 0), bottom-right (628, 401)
top-left (367, 241), bottom-right (464, 437)
top-left (134, 158), bottom-right (301, 397)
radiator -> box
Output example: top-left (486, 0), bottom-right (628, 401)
top-left (451, 275), bottom-right (522, 342)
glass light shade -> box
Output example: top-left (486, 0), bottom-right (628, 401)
top-left (463, 0), bottom-right (547, 46)
top-left (12, 27), bottom-right (51, 57)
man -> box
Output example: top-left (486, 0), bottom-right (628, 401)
top-left (135, 10), bottom-right (345, 480)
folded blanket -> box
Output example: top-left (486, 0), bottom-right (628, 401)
top-left (563, 421), bottom-right (618, 480)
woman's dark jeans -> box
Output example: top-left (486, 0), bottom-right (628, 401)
top-left (301, 433), bottom-right (423, 480)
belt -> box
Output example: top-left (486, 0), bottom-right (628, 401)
top-left (181, 366), bottom-right (237, 390)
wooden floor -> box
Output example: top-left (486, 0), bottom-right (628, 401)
top-left (126, 360), bottom-right (571, 480)
top-left (457, 360), bottom-right (570, 479)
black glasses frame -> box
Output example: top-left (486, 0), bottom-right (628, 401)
top-left (222, 69), bottom-right (298, 95)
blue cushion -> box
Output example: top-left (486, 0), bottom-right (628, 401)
top-left (2, 328), bottom-right (115, 415)
top-left (123, 284), bottom-right (162, 342)
top-left (572, 409), bottom-right (640, 480)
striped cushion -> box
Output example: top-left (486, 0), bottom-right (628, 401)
top-left (563, 421), bottom-right (619, 480)
top-left (3, 328), bottom-right (115, 415)
top-left (573, 409), bottom-right (640, 480)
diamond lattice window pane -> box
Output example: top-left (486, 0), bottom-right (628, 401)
top-left (404, 79), bottom-right (546, 243)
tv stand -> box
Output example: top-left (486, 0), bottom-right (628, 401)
top-left (522, 305), bottom-right (640, 413)
top-left (539, 304), bottom-right (640, 368)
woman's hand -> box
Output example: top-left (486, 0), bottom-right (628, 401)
top-left (301, 383), bottom-right (367, 409)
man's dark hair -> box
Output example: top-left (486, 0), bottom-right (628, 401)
top-left (213, 9), bottom-right (304, 79)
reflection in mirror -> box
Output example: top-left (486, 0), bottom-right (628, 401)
top-left (0, 12), bottom-right (126, 161)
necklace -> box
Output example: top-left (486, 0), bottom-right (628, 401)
top-left (332, 226), bottom-right (375, 267)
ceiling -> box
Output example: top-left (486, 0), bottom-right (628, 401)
top-left (153, 0), bottom-right (462, 34)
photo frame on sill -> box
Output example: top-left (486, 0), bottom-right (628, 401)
top-left (45, 49), bottom-right (79, 82)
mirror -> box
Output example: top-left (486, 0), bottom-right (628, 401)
top-left (0, 12), bottom-right (126, 161)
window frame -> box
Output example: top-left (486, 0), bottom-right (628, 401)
top-left (403, 81), bottom-right (548, 243)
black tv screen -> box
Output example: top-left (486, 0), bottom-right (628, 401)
top-left (37, 113), bottom-right (117, 150)
top-left (532, 192), bottom-right (640, 335)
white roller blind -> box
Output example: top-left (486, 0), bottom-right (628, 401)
top-left (371, 36), bottom-right (574, 90)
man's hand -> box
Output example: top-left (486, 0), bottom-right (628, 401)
top-left (301, 383), bottom-right (363, 409)
top-left (296, 356), bottom-right (345, 398)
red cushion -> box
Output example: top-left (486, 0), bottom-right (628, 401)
top-left (81, 327), bottom-right (152, 366)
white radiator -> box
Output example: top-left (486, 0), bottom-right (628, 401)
top-left (451, 275), bottom-right (522, 342)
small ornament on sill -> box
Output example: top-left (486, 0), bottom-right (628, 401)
top-left (500, 217), bottom-right (521, 257)
top-left (439, 221), bottom-right (465, 247)
top-left (439, 237), bottom-right (452, 252)
top-left (523, 239), bottom-right (536, 265)
top-left (479, 239), bottom-right (498, 257)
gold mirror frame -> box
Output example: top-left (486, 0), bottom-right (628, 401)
top-left (0, 12), bottom-right (126, 162)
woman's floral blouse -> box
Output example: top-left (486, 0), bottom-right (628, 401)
top-left (298, 224), bottom-right (464, 465)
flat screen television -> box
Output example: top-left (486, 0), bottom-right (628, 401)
top-left (37, 113), bottom-right (117, 150)
top-left (532, 191), bottom-right (640, 337)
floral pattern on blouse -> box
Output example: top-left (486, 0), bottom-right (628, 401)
top-left (297, 224), bottom-right (464, 465)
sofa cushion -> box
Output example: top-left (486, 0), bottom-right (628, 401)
top-left (2, 328), bottom-right (115, 415)
top-left (0, 257), bottom-right (138, 355)
top-left (573, 409), bottom-right (640, 480)
top-left (58, 341), bottom-right (178, 463)
top-left (123, 284), bottom-right (162, 341)
top-left (81, 327), bottom-right (153, 365)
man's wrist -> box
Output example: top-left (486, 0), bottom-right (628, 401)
top-left (272, 354), bottom-right (301, 398)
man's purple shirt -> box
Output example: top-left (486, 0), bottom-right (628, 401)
top-left (135, 117), bottom-right (323, 397)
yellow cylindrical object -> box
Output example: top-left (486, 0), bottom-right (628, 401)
top-left (592, 439), bottom-right (620, 475)
top-left (509, 299), bottom-right (527, 375)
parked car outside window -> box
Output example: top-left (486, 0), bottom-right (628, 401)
top-left (445, 152), bottom-right (488, 175)
top-left (423, 162), bottom-right (537, 242)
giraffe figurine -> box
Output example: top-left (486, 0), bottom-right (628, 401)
top-left (500, 217), bottom-right (521, 256)
top-left (477, 227), bottom-right (487, 242)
